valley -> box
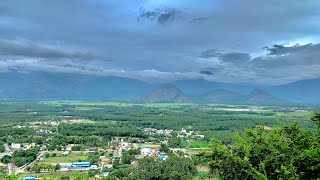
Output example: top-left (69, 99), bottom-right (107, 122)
top-left (0, 101), bottom-right (317, 179)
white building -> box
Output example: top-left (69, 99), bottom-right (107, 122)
top-left (11, 143), bottom-right (21, 149)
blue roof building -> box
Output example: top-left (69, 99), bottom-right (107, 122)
top-left (23, 177), bottom-right (36, 180)
top-left (72, 162), bottom-right (91, 167)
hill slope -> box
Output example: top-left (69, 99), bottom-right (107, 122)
top-left (198, 89), bottom-right (244, 104)
top-left (247, 88), bottom-right (288, 105)
top-left (0, 71), bottom-right (153, 101)
top-left (141, 84), bottom-right (192, 103)
top-left (267, 78), bottom-right (320, 104)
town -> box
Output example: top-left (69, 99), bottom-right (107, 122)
top-left (1, 118), bottom-right (206, 179)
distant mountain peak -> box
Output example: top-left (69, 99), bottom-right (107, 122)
top-left (249, 88), bottom-right (272, 97)
top-left (141, 83), bottom-right (192, 103)
top-left (247, 88), bottom-right (286, 105)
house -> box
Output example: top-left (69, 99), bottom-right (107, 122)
top-left (121, 142), bottom-right (132, 150)
top-left (62, 151), bottom-right (70, 156)
top-left (181, 128), bottom-right (187, 134)
top-left (159, 155), bottom-right (167, 161)
top-left (135, 155), bottom-right (143, 159)
top-left (40, 145), bottom-right (47, 151)
top-left (102, 172), bottom-right (109, 177)
top-left (194, 135), bottom-right (205, 138)
top-left (66, 144), bottom-right (78, 151)
top-left (141, 147), bottom-right (151, 156)
top-left (104, 164), bottom-right (113, 168)
top-left (22, 143), bottom-right (32, 150)
top-left (11, 143), bottom-right (21, 149)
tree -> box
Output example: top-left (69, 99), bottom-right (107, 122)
top-left (127, 148), bottom-right (140, 155)
top-left (122, 152), bottom-right (133, 164)
top-left (87, 152), bottom-right (100, 164)
top-left (135, 157), bottom-right (162, 179)
top-left (131, 155), bottom-right (197, 180)
top-left (1, 155), bottom-right (12, 164)
top-left (201, 121), bottom-right (320, 180)
top-left (0, 143), bottom-right (5, 153)
top-left (160, 143), bottom-right (170, 153)
top-left (311, 113), bottom-right (320, 129)
top-left (112, 157), bottom-right (120, 169)
top-left (54, 163), bottom-right (61, 171)
top-left (168, 137), bottom-right (182, 148)
top-left (60, 175), bottom-right (70, 180)
top-left (71, 145), bottom-right (83, 151)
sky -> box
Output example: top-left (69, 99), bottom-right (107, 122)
top-left (0, 0), bottom-right (320, 85)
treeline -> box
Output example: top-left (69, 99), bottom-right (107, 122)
top-left (46, 135), bottom-right (110, 150)
top-left (59, 122), bottom-right (145, 138)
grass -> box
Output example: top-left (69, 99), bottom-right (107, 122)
top-left (193, 166), bottom-right (216, 180)
top-left (44, 153), bottom-right (88, 163)
top-left (189, 141), bottom-right (209, 148)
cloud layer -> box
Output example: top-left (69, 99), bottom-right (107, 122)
top-left (0, 0), bottom-right (320, 85)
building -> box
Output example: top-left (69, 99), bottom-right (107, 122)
top-left (56, 163), bottom-right (73, 168)
top-left (159, 155), bottom-right (167, 161)
top-left (11, 143), bottom-right (21, 149)
top-left (72, 162), bottom-right (91, 167)
top-left (62, 151), bottom-right (70, 156)
top-left (23, 177), bottom-right (36, 180)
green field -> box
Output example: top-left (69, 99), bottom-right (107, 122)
top-left (189, 141), bottom-right (210, 148)
top-left (44, 153), bottom-right (88, 163)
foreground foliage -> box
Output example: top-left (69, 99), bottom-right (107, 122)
top-left (197, 113), bottom-right (320, 180)
top-left (105, 154), bottom-right (197, 180)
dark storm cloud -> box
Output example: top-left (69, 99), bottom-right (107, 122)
top-left (252, 43), bottom-right (320, 67)
top-left (199, 49), bottom-right (250, 64)
top-left (138, 8), bottom-right (183, 25)
top-left (197, 43), bottom-right (320, 84)
top-left (199, 49), bottom-right (223, 59)
top-left (219, 53), bottom-right (251, 64)
top-left (200, 70), bottom-right (214, 76)
top-left (264, 43), bottom-right (319, 56)
top-left (0, 39), bottom-right (94, 60)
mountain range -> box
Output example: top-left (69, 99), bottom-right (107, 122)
top-left (0, 71), bottom-right (319, 105)
top-left (141, 85), bottom-right (288, 105)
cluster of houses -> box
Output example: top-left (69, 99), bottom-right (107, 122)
top-left (115, 139), bottom-right (168, 162)
top-left (178, 128), bottom-right (205, 139)
top-left (11, 143), bottom-right (36, 150)
top-left (36, 129), bottom-right (53, 134)
top-left (29, 121), bottom-right (58, 126)
top-left (143, 128), bottom-right (173, 136)
top-left (143, 128), bottom-right (205, 139)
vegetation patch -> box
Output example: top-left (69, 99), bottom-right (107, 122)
top-left (44, 153), bottom-right (88, 163)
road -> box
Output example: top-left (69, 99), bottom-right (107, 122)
top-left (8, 163), bottom-right (17, 175)
top-left (19, 151), bottom-right (46, 173)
